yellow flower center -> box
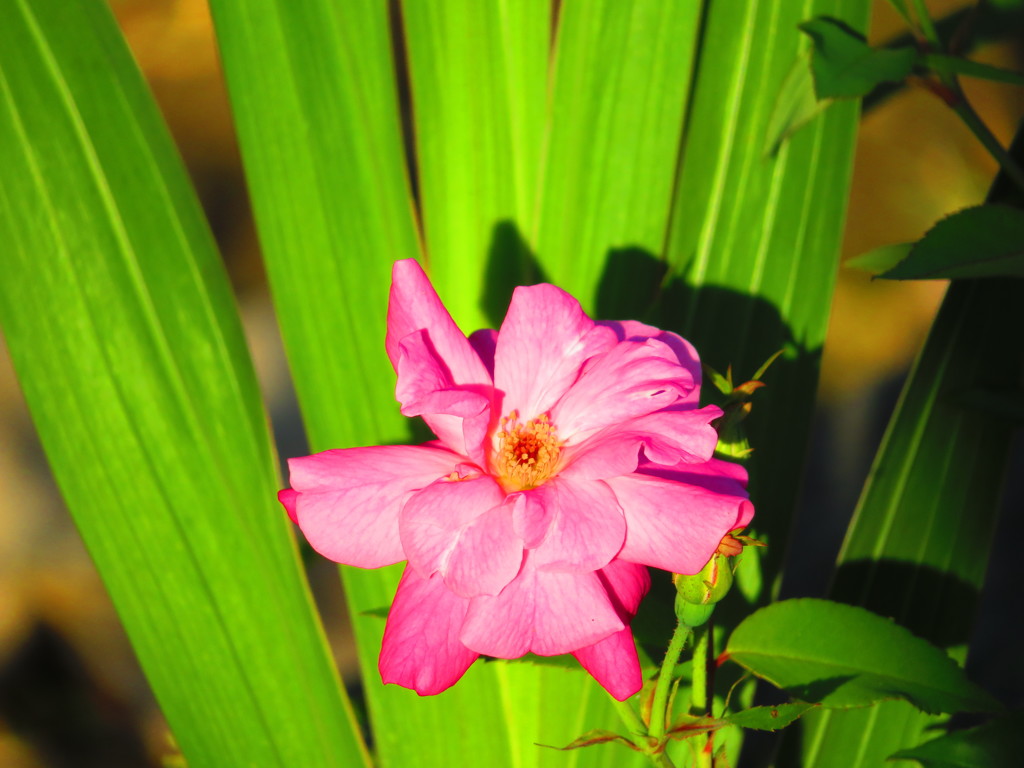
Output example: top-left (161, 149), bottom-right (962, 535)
top-left (494, 411), bottom-right (562, 491)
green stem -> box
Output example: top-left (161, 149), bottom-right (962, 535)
top-left (649, 620), bottom-right (692, 740)
top-left (951, 91), bottom-right (1024, 194)
top-left (909, 0), bottom-right (1024, 190)
top-left (609, 697), bottom-right (677, 768)
top-left (909, 0), bottom-right (941, 48)
top-left (610, 695), bottom-right (649, 742)
top-left (690, 622), bottom-right (713, 768)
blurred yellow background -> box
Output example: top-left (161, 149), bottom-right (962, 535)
top-left (1, 1), bottom-right (1020, 765)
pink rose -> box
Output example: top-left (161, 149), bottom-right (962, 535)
top-left (280, 259), bottom-right (752, 699)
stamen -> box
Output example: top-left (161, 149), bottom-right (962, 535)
top-left (494, 411), bottom-right (562, 491)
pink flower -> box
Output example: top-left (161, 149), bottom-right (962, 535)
top-left (280, 259), bottom-right (753, 700)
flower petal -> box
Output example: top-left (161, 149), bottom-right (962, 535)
top-left (599, 321), bottom-right (702, 405)
top-left (606, 460), bottom-right (753, 575)
top-left (277, 488), bottom-right (298, 524)
top-left (493, 284), bottom-right (617, 419)
top-left (509, 491), bottom-right (550, 548)
top-left (552, 338), bottom-right (695, 442)
top-left (571, 559), bottom-right (649, 698)
top-left (400, 475), bottom-right (505, 574)
top-left (528, 477), bottom-right (625, 573)
top-left (468, 328), bottom-right (497, 377)
top-left (379, 567), bottom-right (479, 695)
top-left (287, 443), bottom-right (461, 568)
top-left (597, 557), bottom-right (652, 617)
top-left (443, 504), bottom-right (524, 597)
top-left (572, 628), bottom-right (643, 701)
top-left (386, 259), bottom-right (490, 387)
top-left (562, 406), bottom-right (722, 480)
top-left (395, 329), bottom-right (492, 462)
top-left (460, 558), bottom-right (624, 657)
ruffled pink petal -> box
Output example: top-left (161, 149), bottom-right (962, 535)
top-left (379, 566), bottom-right (479, 695)
top-left (509, 491), bottom-right (549, 548)
top-left (443, 504), bottom-right (524, 597)
top-left (573, 557), bottom-right (650, 698)
top-left (395, 329), bottom-right (492, 462)
top-left (599, 321), bottom-right (703, 406)
top-left (606, 460), bottom-right (753, 575)
top-left (400, 475), bottom-right (523, 597)
top-left (572, 628), bottom-right (643, 701)
top-left (287, 443), bottom-right (461, 568)
top-left (552, 338), bottom-right (695, 443)
top-left (278, 488), bottom-right (298, 524)
top-left (598, 557), bottom-right (652, 617)
top-left (527, 477), bottom-right (625, 573)
top-left (468, 328), bottom-right (497, 377)
top-left (461, 558), bottom-right (624, 657)
top-left (562, 406), bottom-right (722, 480)
top-left (386, 259), bottom-right (491, 388)
top-left (493, 284), bottom-right (617, 420)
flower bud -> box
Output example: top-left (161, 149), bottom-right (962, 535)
top-left (674, 552), bottom-right (733, 607)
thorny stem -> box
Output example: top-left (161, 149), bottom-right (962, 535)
top-left (690, 622), bottom-right (713, 768)
top-left (649, 619), bottom-right (693, 741)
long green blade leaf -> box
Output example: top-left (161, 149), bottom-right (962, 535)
top-left (402, 0), bottom-right (548, 330)
top-left (0, 1), bottom-right (367, 766)
top-left (206, 3), bottom-right (536, 767)
top-left (207, 0), bottom-right (421, 450)
top-left (661, 0), bottom-right (870, 601)
top-left (531, 0), bottom-right (703, 310)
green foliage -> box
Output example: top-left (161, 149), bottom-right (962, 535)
top-left (402, 0), bottom-right (548, 330)
top-left (794, 124), bottom-right (1024, 763)
top-left (726, 703), bottom-right (817, 732)
top-left (924, 53), bottom-right (1024, 87)
top-left (548, 730), bottom-right (641, 753)
top-left (206, 0), bottom-right (419, 450)
top-left (889, 715), bottom-right (1024, 768)
top-left (879, 205), bottom-right (1024, 279)
top-left (725, 600), bottom-right (1000, 714)
top-left (662, 0), bottom-right (868, 614)
top-left (0, 1), bottom-right (368, 766)
top-left (798, 16), bottom-right (916, 99)
top-left (844, 243), bottom-right (912, 274)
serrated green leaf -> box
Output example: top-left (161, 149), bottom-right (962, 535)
top-left (727, 703), bottom-right (817, 731)
top-left (0, 1), bottom-right (368, 766)
top-left (799, 16), bottom-right (916, 99)
top-left (845, 243), bottom-right (913, 274)
top-left (888, 715), bottom-right (1024, 768)
top-left (880, 205), bottom-right (1024, 280)
top-left (725, 600), bottom-right (1000, 714)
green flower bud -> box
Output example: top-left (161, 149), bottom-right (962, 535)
top-left (675, 595), bottom-right (715, 628)
top-left (675, 553), bottom-right (734, 607)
